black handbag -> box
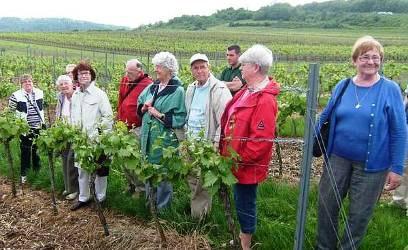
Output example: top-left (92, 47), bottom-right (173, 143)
top-left (313, 78), bottom-right (350, 157)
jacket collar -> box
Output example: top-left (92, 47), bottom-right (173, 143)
top-left (82, 81), bottom-right (96, 94)
top-left (129, 73), bottom-right (149, 84)
top-left (191, 73), bottom-right (218, 91)
top-left (149, 76), bottom-right (181, 99)
top-left (233, 78), bottom-right (280, 108)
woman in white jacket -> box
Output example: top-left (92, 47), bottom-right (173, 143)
top-left (70, 62), bottom-right (113, 211)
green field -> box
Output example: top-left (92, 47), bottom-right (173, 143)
top-left (1, 27), bottom-right (408, 249)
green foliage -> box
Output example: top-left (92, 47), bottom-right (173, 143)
top-left (0, 108), bottom-right (30, 142)
top-left (71, 129), bottom-right (106, 173)
top-left (140, 0), bottom-right (408, 30)
top-left (35, 119), bottom-right (78, 154)
top-left (0, 17), bottom-right (126, 32)
top-left (100, 121), bottom-right (145, 178)
top-left (0, 81), bottom-right (18, 99)
top-left (178, 131), bottom-right (239, 196)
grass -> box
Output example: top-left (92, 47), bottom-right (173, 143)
top-left (1, 140), bottom-right (408, 249)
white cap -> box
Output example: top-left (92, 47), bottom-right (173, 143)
top-left (190, 53), bottom-right (209, 65)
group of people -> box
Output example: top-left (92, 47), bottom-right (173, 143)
top-left (7, 36), bottom-right (408, 249)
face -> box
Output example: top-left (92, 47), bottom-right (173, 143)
top-left (240, 63), bottom-right (257, 82)
top-left (191, 60), bottom-right (210, 85)
top-left (226, 49), bottom-right (239, 67)
top-left (154, 65), bottom-right (171, 82)
top-left (66, 66), bottom-right (75, 80)
top-left (77, 70), bottom-right (92, 88)
top-left (21, 78), bottom-right (33, 93)
top-left (353, 49), bottom-right (381, 77)
top-left (59, 80), bottom-right (74, 96)
top-left (125, 65), bottom-right (143, 82)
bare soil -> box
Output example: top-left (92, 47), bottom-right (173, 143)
top-left (0, 178), bottom-right (210, 250)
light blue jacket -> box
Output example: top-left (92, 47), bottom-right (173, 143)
top-left (317, 76), bottom-right (407, 175)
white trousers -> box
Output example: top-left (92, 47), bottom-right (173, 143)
top-left (77, 167), bottom-right (107, 202)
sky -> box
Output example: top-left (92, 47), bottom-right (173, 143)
top-left (0, 0), bottom-right (330, 28)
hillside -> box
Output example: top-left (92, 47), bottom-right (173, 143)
top-left (0, 17), bottom-right (128, 32)
top-left (139, 0), bottom-right (408, 30)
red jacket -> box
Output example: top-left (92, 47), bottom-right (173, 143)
top-left (219, 79), bottom-right (280, 184)
top-left (117, 74), bottom-right (152, 129)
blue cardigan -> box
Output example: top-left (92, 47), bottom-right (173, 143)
top-left (317, 76), bottom-right (407, 175)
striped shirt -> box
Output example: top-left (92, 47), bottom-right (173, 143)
top-left (9, 90), bottom-right (43, 129)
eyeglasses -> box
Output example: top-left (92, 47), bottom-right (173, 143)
top-left (78, 71), bottom-right (90, 76)
top-left (358, 55), bottom-right (381, 62)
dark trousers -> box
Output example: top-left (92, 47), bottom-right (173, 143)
top-left (20, 129), bottom-right (41, 176)
top-left (61, 147), bottom-right (78, 194)
top-left (316, 154), bottom-right (387, 250)
top-left (234, 183), bottom-right (258, 234)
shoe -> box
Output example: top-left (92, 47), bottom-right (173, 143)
top-left (62, 190), bottom-right (69, 196)
top-left (21, 176), bottom-right (27, 184)
top-left (388, 199), bottom-right (406, 209)
top-left (65, 192), bottom-right (78, 200)
top-left (70, 200), bottom-right (91, 211)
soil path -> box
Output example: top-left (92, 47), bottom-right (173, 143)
top-left (0, 178), bottom-right (210, 250)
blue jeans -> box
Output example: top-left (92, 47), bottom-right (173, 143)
top-left (316, 154), bottom-right (387, 250)
top-left (234, 183), bottom-right (258, 234)
top-left (145, 181), bottom-right (173, 209)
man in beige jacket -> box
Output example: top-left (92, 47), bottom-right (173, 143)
top-left (185, 53), bottom-right (232, 219)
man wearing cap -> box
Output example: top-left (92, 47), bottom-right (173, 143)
top-left (185, 53), bottom-right (232, 219)
top-left (220, 45), bottom-right (245, 96)
top-left (117, 59), bottom-right (152, 195)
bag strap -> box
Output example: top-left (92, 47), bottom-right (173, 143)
top-left (25, 93), bottom-right (45, 125)
top-left (327, 78), bottom-right (351, 119)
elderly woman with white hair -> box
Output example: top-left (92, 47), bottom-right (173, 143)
top-left (219, 44), bottom-right (280, 249)
top-left (137, 52), bottom-right (186, 209)
top-left (55, 74), bottom-right (78, 200)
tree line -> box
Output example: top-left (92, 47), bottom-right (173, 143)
top-left (142, 0), bottom-right (408, 30)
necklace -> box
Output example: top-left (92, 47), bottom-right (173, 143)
top-left (354, 84), bottom-right (373, 109)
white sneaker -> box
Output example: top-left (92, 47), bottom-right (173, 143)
top-left (388, 199), bottom-right (406, 209)
top-left (62, 190), bottom-right (69, 196)
top-left (21, 176), bottom-right (27, 184)
top-left (65, 192), bottom-right (78, 200)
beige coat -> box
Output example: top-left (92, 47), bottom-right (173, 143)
top-left (185, 73), bottom-right (232, 144)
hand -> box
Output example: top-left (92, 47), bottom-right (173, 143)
top-left (226, 76), bottom-right (243, 92)
top-left (384, 172), bottom-right (401, 191)
top-left (141, 99), bottom-right (153, 113)
top-left (147, 107), bottom-right (163, 119)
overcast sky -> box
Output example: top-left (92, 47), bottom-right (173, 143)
top-left (0, 0), bottom-right (330, 28)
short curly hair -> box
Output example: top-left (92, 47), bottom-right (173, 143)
top-left (152, 52), bottom-right (179, 76)
top-left (351, 36), bottom-right (384, 63)
top-left (239, 44), bottom-right (273, 75)
top-left (72, 61), bottom-right (96, 81)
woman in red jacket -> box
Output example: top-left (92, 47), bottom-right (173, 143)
top-left (219, 44), bottom-right (280, 250)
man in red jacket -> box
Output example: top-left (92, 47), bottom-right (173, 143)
top-left (117, 59), bottom-right (152, 194)
top-left (219, 44), bottom-right (279, 250)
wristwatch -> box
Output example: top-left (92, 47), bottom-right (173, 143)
top-left (160, 113), bottom-right (165, 119)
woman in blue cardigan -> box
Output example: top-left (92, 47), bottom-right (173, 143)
top-left (316, 36), bottom-right (407, 250)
